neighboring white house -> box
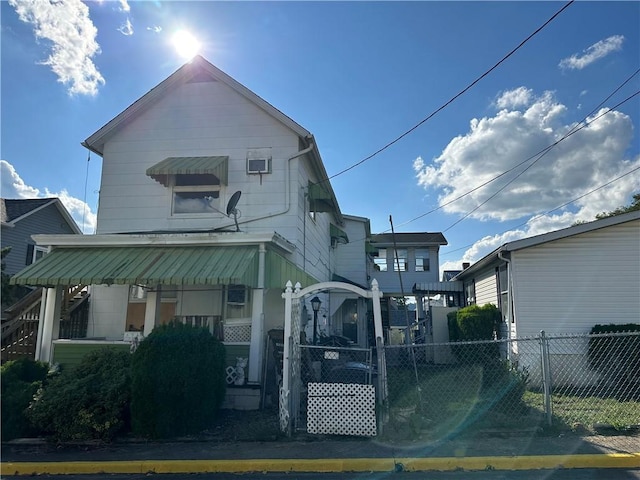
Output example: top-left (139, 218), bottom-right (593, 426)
top-left (453, 210), bottom-right (640, 338)
top-left (452, 211), bottom-right (640, 386)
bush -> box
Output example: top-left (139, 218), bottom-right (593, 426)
top-left (1, 358), bottom-right (49, 440)
top-left (27, 347), bottom-right (131, 442)
top-left (130, 322), bottom-right (226, 438)
top-left (588, 323), bottom-right (640, 385)
top-left (449, 304), bottom-right (501, 364)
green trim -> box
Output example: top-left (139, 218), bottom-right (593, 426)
top-left (330, 224), bottom-right (349, 244)
top-left (146, 156), bottom-right (229, 186)
top-left (52, 342), bottom-right (131, 370)
top-left (308, 181), bottom-right (338, 214)
top-left (265, 250), bottom-right (318, 289)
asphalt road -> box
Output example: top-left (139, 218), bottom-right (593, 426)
top-left (3, 470), bottom-right (639, 479)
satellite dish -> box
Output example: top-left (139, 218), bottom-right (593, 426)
top-left (226, 191), bottom-right (242, 232)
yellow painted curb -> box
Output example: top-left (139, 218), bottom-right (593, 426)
top-left (2, 453), bottom-right (639, 475)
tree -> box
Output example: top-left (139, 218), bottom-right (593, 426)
top-left (595, 193), bottom-right (640, 219)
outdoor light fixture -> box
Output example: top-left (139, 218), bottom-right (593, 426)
top-left (311, 296), bottom-right (321, 345)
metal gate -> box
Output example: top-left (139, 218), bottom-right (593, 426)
top-left (280, 280), bottom-right (387, 436)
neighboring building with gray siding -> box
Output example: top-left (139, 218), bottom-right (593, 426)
top-left (1, 198), bottom-right (81, 276)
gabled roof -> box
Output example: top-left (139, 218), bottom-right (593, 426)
top-left (454, 210), bottom-right (640, 280)
top-left (1, 198), bottom-right (82, 234)
top-left (81, 55), bottom-right (343, 224)
top-left (370, 232), bottom-right (448, 246)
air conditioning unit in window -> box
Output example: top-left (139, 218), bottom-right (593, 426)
top-left (247, 158), bottom-right (271, 174)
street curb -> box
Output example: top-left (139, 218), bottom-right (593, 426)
top-left (2, 453), bottom-right (639, 475)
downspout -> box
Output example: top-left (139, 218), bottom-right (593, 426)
top-left (497, 249), bottom-right (512, 339)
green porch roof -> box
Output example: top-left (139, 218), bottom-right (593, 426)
top-left (11, 245), bottom-right (317, 289)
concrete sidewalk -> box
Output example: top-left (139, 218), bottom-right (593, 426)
top-left (2, 433), bottom-right (639, 475)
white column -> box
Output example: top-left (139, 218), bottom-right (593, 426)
top-left (34, 288), bottom-right (48, 361)
top-left (143, 286), bottom-right (161, 337)
top-left (248, 245), bottom-right (266, 383)
top-left (39, 286), bottom-right (62, 364)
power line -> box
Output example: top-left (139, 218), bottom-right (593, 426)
top-left (398, 88), bottom-right (640, 230)
top-left (441, 73), bottom-right (640, 233)
top-left (440, 166), bottom-right (640, 258)
top-left (327, 0), bottom-right (575, 181)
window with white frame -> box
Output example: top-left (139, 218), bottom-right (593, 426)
top-left (393, 249), bottom-right (408, 272)
top-left (172, 174), bottom-right (221, 215)
top-left (33, 246), bottom-right (48, 263)
top-left (374, 248), bottom-right (387, 271)
top-left (415, 249), bottom-right (430, 272)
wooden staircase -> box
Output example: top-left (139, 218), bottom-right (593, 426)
top-left (1, 285), bottom-right (89, 363)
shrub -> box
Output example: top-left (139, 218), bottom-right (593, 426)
top-left (1, 357), bottom-right (49, 440)
top-left (588, 323), bottom-right (640, 386)
top-left (130, 322), bottom-right (226, 438)
top-left (449, 304), bottom-right (501, 364)
top-left (26, 347), bottom-right (131, 442)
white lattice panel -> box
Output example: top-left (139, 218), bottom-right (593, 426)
top-left (223, 324), bottom-right (251, 343)
top-left (306, 382), bottom-right (377, 437)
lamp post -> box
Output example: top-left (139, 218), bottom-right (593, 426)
top-left (311, 296), bottom-right (321, 345)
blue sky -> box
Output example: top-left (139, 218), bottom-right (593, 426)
top-left (2, 1), bottom-right (639, 274)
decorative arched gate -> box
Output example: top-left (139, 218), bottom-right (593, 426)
top-left (280, 280), bottom-right (387, 436)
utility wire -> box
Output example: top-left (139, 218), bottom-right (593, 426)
top-left (441, 71), bottom-right (640, 233)
top-left (397, 88), bottom-right (640, 230)
top-left (440, 165), bottom-right (640, 257)
top-left (327, 0), bottom-right (575, 181)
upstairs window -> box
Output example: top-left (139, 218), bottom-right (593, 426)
top-left (172, 173), bottom-right (221, 214)
top-left (374, 248), bottom-right (387, 271)
top-left (415, 249), bottom-right (430, 272)
top-left (393, 249), bottom-right (407, 272)
top-left (145, 156), bottom-right (229, 216)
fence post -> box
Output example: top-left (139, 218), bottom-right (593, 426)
top-left (539, 330), bottom-right (553, 426)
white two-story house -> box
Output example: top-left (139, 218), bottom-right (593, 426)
top-left (11, 56), bottom-right (348, 401)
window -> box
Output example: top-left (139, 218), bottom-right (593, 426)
top-left (393, 249), bottom-right (407, 272)
top-left (33, 246), bottom-right (47, 263)
top-left (415, 249), bottom-right (430, 272)
top-left (465, 281), bottom-right (476, 306)
top-left (226, 285), bottom-right (251, 319)
top-left (172, 174), bottom-right (221, 215)
top-left (374, 249), bottom-right (387, 271)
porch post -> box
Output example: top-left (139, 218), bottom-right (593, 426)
top-left (34, 288), bottom-right (48, 361)
top-left (371, 279), bottom-right (384, 345)
top-left (143, 285), bottom-right (161, 336)
top-left (248, 244), bottom-right (266, 383)
top-left (39, 286), bottom-right (62, 364)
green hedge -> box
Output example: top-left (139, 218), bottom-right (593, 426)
top-left (588, 323), bottom-right (640, 385)
top-left (130, 322), bottom-right (226, 439)
top-left (27, 347), bottom-right (131, 442)
top-left (448, 304), bottom-right (501, 364)
top-left (1, 358), bottom-right (49, 440)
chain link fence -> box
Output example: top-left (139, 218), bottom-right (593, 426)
top-left (381, 331), bottom-right (639, 451)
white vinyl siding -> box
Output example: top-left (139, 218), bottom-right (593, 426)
top-left (511, 220), bottom-right (640, 337)
top-left (474, 268), bottom-right (498, 307)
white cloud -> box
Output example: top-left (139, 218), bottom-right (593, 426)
top-left (0, 160), bottom-right (96, 234)
top-left (559, 35), bottom-right (624, 71)
top-left (414, 89), bottom-right (639, 224)
top-left (118, 0), bottom-right (130, 13)
top-left (417, 87), bottom-right (640, 274)
top-left (9, 0), bottom-right (105, 96)
top-left (148, 26), bottom-right (162, 33)
top-left (118, 18), bottom-right (134, 36)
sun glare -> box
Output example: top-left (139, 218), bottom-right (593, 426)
top-left (172, 30), bottom-right (201, 60)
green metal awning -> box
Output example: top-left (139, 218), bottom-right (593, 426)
top-left (146, 156), bottom-right (229, 186)
top-left (11, 245), bottom-right (318, 290)
top-left (308, 181), bottom-right (339, 214)
top-left (11, 246), bottom-right (258, 287)
top-left (330, 224), bottom-right (349, 244)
